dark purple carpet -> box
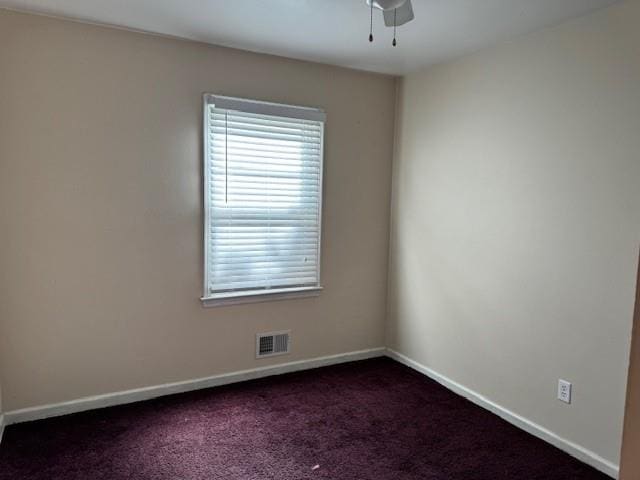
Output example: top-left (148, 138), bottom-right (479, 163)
top-left (0, 358), bottom-right (610, 480)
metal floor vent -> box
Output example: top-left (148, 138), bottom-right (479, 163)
top-left (256, 331), bottom-right (290, 358)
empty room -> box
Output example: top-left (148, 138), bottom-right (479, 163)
top-left (0, 0), bottom-right (639, 479)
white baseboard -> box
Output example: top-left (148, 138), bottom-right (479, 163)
top-left (4, 347), bottom-right (385, 426)
top-left (386, 348), bottom-right (619, 479)
top-left (1, 347), bottom-right (619, 479)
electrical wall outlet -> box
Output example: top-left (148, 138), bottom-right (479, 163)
top-left (558, 379), bottom-right (572, 404)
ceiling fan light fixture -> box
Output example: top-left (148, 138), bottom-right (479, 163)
top-left (366, 0), bottom-right (407, 11)
top-left (365, 0), bottom-right (414, 45)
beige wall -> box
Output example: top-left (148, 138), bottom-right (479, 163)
top-left (388, 0), bottom-right (640, 467)
top-left (620, 253), bottom-right (640, 479)
top-left (0, 10), bottom-right (396, 411)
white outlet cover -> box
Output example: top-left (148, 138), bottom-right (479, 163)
top-left (558, 379), bottom-right (572, 404)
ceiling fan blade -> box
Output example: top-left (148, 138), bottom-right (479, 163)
top-left (383, 0), bottom-right (414, 27)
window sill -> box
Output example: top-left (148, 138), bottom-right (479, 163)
top-left (201, 286), bottom-right (323, 308)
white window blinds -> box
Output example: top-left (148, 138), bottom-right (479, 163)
top-left (203, 95), bottom-right (325, 301)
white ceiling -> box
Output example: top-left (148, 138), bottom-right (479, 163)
top-left (0, 0), bottom-right (620, 75)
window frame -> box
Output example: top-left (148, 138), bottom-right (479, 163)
top-left (201, 94), bottom-right (325, 307)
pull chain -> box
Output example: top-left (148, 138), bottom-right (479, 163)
top-left (369, 1), bottom-right (374, 42)
top-left (392, 8), bottom-right (397, 47)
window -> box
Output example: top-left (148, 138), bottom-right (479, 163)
top-left (202, 95), bottom-right (325, 306)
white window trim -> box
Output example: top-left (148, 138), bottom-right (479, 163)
top-left (202, 286), bottom-right (323, 308)
top-left (200, 94), bottom-right (325, 307)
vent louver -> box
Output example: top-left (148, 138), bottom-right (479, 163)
top-left (256, 331), bottom-right (290, 358)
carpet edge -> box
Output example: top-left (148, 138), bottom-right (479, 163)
top-left (3, 347), bottom-right (385, 426)
top-left (385, 348), bottom-right (619, 479)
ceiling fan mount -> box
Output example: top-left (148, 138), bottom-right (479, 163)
top-left (366, 0), bottom-right (415, 46)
